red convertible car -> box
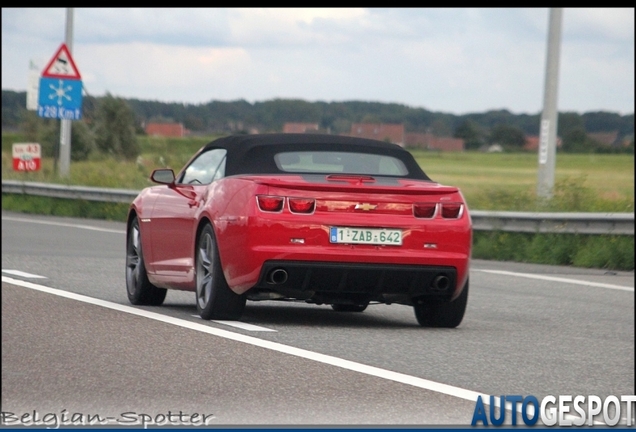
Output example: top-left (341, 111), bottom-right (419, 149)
top-left (126, 134), bottom-right (472, 327)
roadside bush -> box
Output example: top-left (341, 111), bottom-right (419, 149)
top-left (472, 231), bottom-right (634, 270)
top-left (572, 236), bottom-right (635, 269)
top-left (70, 121), bottom-right (97, 161)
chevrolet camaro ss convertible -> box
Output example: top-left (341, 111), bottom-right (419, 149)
top-left (126, 133), bottom-right (472, 327)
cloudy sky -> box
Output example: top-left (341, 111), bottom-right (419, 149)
top-left (2, 8), bottom-right (634, 115)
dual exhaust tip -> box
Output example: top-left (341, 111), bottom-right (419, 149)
top-left (266, 268), bottom-right (288, 285)
top-left (431, 274), bottom-right (450, 292)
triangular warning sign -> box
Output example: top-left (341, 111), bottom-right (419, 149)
top-left (42, 43), bottom-right (81, 79)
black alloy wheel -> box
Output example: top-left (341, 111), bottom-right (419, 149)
top-left (196, 223), bottom-right (246, 320)
top-left (126, 216), bottom-right (167, 306)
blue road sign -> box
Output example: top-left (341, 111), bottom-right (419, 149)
top-left (37, 77), bottom-right (83, 120)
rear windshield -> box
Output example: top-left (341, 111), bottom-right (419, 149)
top-left (274, 151), bottom-right (409, 176)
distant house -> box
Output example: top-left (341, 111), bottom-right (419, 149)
top-left (588, 131), bottom-right (619, 147)
top-left (404, 133), bottom-right (464, 151)
top-left (524, 135), bottom-right (562, 151)
top-left (349, 123), bottom-right (405, 147)
top-left (283, 123), bottom-right (319, 133)
top-left (145, 122), bottom-right (187, 137)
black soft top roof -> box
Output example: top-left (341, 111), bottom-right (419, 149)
top-left (202, 133), bottom-right (430, 180)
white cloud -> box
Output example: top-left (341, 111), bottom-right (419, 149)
top-left (78, 43), bottom-right (251, 102)
top-left (1, 8), bottom-right (634, 114)
top-left (565, 8), bottom-right (635, 41)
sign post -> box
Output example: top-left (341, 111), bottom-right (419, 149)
top-left (537, 8), bottom-right (562, 199)
top-left (37, 8), bottom-right (79, 178)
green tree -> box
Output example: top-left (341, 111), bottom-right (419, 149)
top-left (488, 124), bottom-right (526, 149)
top-left (360, 113), bottom-right (381, 123)
top-left (20, 110), bottom-right (60, 157)
top-left (561, 126), bottom-right (595, 153)
top-left (19, 110), bottom-right (44, 142)
top-left (454, 120), bottom-right (486, 150)
top-left (70, 121), bottom-right (97, 161)
top-left (94, 93), bottom-right (140, 159)
top-left (558, 112), bottom-right (584, 137)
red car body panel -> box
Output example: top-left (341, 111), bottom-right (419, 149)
top-left (128, 133), bottom-right (472, 308)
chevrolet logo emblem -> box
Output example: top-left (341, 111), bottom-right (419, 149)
top-left (355, 203), bottom-right (377, 211)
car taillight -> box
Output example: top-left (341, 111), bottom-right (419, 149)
top-left (289, 198), bottom-right (315, 214)
top-left (257, 195), bottom-right (284, 212)
top-left (441, 203), bottom-right (463, 219)
top-left (413, 203), bottom-right (437, 218)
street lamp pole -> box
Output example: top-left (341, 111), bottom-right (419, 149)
top-left (58, 7), bottom-right (74, 178)
top-left (537, 7), bottom-right (562, 199)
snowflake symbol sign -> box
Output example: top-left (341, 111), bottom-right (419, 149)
top-left (48, 79), bottom-right (74, 106)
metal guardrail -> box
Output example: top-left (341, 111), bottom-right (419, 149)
top-left (470, 210), bottom-right (633, 235)
top-left (2, 180), bottom-right (634, 235)
top-left (2, 180), bottom-right (138, 203)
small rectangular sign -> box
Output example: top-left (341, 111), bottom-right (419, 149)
top-left (26, 60), bottom-right (42, 111)
top-left (12, 143), bottom-right (41, 172)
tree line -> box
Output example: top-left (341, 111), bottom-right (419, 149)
top-left (2, 89), bottom-right (633, 160)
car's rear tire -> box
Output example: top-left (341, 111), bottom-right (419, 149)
top-left (331, 303), bottom-right (368, 312)
top-left (126, 216), bottom-right (167, 306)
top-left (196, 223), bottom-right (246, 320)
top-left (413, 279), bottom-right (469, 328)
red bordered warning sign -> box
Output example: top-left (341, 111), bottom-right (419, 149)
top-left (42, 43), bottom-right (82, 80)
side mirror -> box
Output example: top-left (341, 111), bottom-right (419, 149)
top-left (150, 168), bottom-right (175, 185)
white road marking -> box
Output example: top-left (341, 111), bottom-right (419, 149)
top-left (190, 315), bottom-right (277, 332)
top-left (4, 276), bottom-right (493, 408)
top-left (475, 269), bottom-right (634, 292)
top-left (1, 269), bottom-right (47, 279)
top-left (1, 216), bottom-right (125, 234)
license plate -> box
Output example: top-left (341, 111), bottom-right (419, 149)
top-left (330, 227), bottom-right (402, 246)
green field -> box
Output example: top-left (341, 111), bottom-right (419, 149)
top-left (411, 150), bottom-right (634, 211)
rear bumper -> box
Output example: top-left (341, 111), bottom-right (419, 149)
top-left (247, 260), bottom-right (458, 306)
top-left (216, 213), bottom-right (472, 297)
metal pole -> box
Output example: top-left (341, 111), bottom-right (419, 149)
top-left (58, 8), bottom-right (74, 178)
top-left (537, 8), bottom-right (562, 199)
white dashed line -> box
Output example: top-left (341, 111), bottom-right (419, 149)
top-left (1, 216), bottom-right (125, 234)
top-left (1, 269), bottom-right (47, 279)
top-left (190, 315), bottom-right (277, 332)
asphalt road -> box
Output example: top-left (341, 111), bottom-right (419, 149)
top-left (1, 211), bottom-right (634, 427)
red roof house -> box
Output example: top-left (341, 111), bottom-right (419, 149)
top-left (405, 133), bottom-right (464, 151)
top-left (524, 135), bottom-right (562, 151)
top-left (145, 122), bottom-right (187, 137)
top-left (349, 123), bottom-right (405, 147)
top-left (283, 123), bottom-right (320, 133)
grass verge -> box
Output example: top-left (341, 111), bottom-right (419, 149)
top-left (473, 231), bottom-right (634, 270)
